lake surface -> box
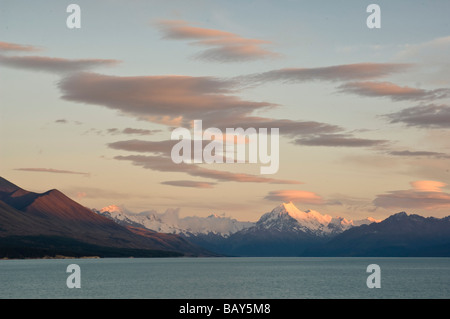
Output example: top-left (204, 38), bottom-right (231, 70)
top-left (0, 257), bottom-right (449, 299)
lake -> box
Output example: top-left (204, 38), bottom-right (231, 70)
top-left (0, 257), bottom-right (449, 299)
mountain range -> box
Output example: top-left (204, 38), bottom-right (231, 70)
top-left (1, 176), bottom-right (450, 258)
top-left (0, 176), bottom-right (214, 258)
top-left (95, 205), bottom-right (254, 237)
top-left (95, 201), bottom-right (450, 257)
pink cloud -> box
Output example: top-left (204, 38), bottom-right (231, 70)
top-left (58, 72), bottom-right (273, 126)
top-left (0, 41), bottom-right (40, 52)
top-left (410, 180), bottom-right (446, 192)
top-left (264, 190), bottom-right (324, 204)
top-left (157, 20), bottom-right (235, 39)
top-left (156, 20), bottom-right (279, 62)
top-left (0, 55), bottom-right (120, 74)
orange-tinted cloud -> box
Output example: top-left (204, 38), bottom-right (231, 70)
top-left (264, 190), bottom-right (324, 204)
top-left (59, 72), bottom-right (273, 126)
top-left (76, 191), bottom-right (87, 200)
top-left (0, 55), bottom-right (120, 73)
top-left (410, 180), bottom-right (446, 192)
top-left (156, 20), bottom-right (279, 62)
top-left (373, 180), bottom-right (450, 210)
top-left (157, 20), bottom-right (235, 39)
top-left (58, 72), bottom-right (345, 140)
top-left (0, 41), bottom-right (40, 52)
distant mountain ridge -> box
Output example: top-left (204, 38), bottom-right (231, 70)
top-left (95, 201), bottom-right (450, 257)
top-left (305, 212), bottom-right (450, 256)
top-left (0, 176), bottom-right (214, 258)
top-left (95, 204), bottom-right (254, 237)
top-left (252, 202), bottom-right (378, 236)
top-left (193, 203), bottom-right (379, 256)
top-left (96, 202), bottom-right (377, 238)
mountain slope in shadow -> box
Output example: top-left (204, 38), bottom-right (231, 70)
top-left (0, 177), bottom-right (215, 258)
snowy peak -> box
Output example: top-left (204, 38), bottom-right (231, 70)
top-left (94, 202), bottom-right (379, 239)
top-left (94, 205), bottom-right (253, 237)
top-left (256, 204), bottom-right (301, 232)
top-left (100, 205), bottom-right (126, 214)
top-left (303, 209), bottom-right (333, 224)
top-left (272, 202), bottom-right (332, 225)
top-left (256, 202), bottom-right (377, 236)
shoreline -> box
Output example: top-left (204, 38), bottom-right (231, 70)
top-left (1, 255), bottom-right (101, 260)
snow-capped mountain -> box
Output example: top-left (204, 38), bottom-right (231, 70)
top-left (93, 202), bottom-right (383, 256)
top-left (210, 202), bottom-right (380, 256)
top-left (255, 202), bottom-right (378, 237)
top-left (94, 202), bottom-right (378, 238)
top-left (94, 205), bottom-right (253, 237)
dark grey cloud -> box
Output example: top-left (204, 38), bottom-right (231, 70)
top-left (114, 154), bottom-right (300, 185)
top-left (14, 167), bottom-right (90, 177)
top-left (240, 63), bottom-right (412, 84)
top-left (293, 134), bottom-right (388, 148)
top-left (388, 150), bottom-right (450, 158)
top-left (106, 128), bottom-right (162, 136)
top-left (212, 117), bottom-right (341, 138)
top-left (108, 138), bottom-right (232, 164)
top-left (161, 180), bottom-right (216, 188)
top-left (122, 128), bottom-right (162, 135)
top-left (108, 139), bottom-right (174, 156)
top-left (338, 81), bottom-right (450, 101)
top-left (385, 104), bottom-right (450, 128)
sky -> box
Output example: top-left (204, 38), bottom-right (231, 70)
top-left (1, 0), bottom-right (450, 222)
